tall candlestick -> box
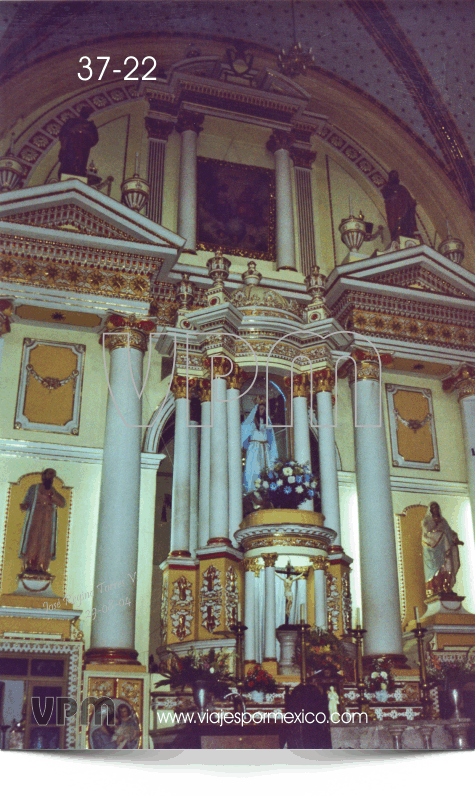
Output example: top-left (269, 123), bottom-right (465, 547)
top-left (300, 603), bottom-right (305, 622)
top-left (237, 602), bottom-right (242, 623)
top-left (135, 151), bottom-right (139, 175)
top-left (355, 607), bottom-right (361, 628)
top-left (414, 606), bottom-right (420, 623)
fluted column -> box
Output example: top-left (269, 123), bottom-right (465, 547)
top-left (197, 379), bottom-right (211, 548)
top-left (0, 301), bottom-right (12, 377)
top-left (267, 129), bottom-right (296, 271)
top-left (189, 420), bottom-right (199, 557)
top-left (176, 111), bottom-right (204, 252)
top-left (244, 559), bottom-right (258, 664)
top-left (145, 118), bottom-right (174, 225)
top-left (169, 376), bottom-right (193, 556)
top-left (443, 365), bottom-right (475, 530)
top-left (311, 556), bottom-right (328, 630)
top-left (291, 147), bottom-right (317, 277)
top-left (313, 368), bottom-right (342, 546)
top-left (227, 364), bottom-right (246, 537)
top-left (88, 318), bottom-right (151, 665)
top-left (209, 364), bottom-right (229, 542)
top-left (292, 375), bottom-right (313, 510)
top-left (347, 353), bottom-right (403, 658)
top-left (262, 553), bottom-right (278, 662)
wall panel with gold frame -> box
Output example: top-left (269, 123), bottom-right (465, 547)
top-left (14, 338), bottom-right (85, 435)
top-left (386, 384), bottom-right (439, 470)
top-left (395, 504), bottom-right (428, 630)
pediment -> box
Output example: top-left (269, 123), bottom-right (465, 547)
top-left (364, 263), bottom-right (469, 299)
top-left (0, 179), bottom-right (184, 252)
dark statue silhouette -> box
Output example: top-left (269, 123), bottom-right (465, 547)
top-left (58, 107), bottom-right (98, 178)
top-left (381, 170), bottom-right (418, 241)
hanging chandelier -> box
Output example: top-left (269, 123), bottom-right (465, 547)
top-left (277, 0), bottom-right (314, 78)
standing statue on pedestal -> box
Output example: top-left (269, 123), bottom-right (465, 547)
top-left (19, 468), bottom-right (65, 574)
top-left (58, 107), bottom-right (98, 178)
top-left (381, 170), bottom-right (418, 241)
top-left (421, 502), bottom-right (464, 595)
top-left (241, 401), bottom-right (278, 494)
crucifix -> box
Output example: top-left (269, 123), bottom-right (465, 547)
top-left (275, 560), bottom-right (308, 625)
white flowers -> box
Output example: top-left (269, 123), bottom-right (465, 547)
top-left (262, 481), bottom-right (269, 489)
top-left (283, 467), bottom-right (292, 476)
top-left (380, 671), bottom-right (388, 679)
top-left (288, 476), bottom-right (296, 484)
top-left (255, 478), bottom-right (262, 487)
top-left (371, 671), bottom-right (379, 679)
top-left (295, 485), bottom-right (304, 493)
top-left (310, 481), bottom-right (317, 488)
top-left (277, 479), bottom-right (283, 486)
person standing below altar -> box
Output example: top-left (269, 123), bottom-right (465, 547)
top-left (19, 468), bottom-right (65, 574)
top-left (241, 400), bottom-right (278, 494)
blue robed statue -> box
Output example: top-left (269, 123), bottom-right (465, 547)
top-left (241, 401), bottom-right (278, 494)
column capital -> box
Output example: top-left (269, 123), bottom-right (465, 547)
top-left (266, 129), bottom-right (296, 154)
top-left (170, 375), bottom-right (197, 399)
top-left (310, 555), bottom-right (328, 571)
top-left (284, 372), bottom-right (309, 398)
top-left (262, 553), bottom-right (278, 568)
top-left (204, 355), bottom-right (234, 379)
top-left (197, 377), bottom-right (211, 402)
top-left (101, 314), bottom-right (155, 353)
top-left (145, 117), bottom-right (174, 140)
top-left (312, 368), bottom-right (335, 393)
top-left (291, 147), bottom-right (317, 169)
top-left (0, 299), bottom-right (13, 335)
top-left (443, 363), bottom-right (475, 400)
top-left (339, 348), bottom-right (393, 383)
top-left (176, 110), bottom-right (205, 135)
top-left (243, 557), bottom-right (262, 576)
top-left (227, 363), bottom-right (248, 391)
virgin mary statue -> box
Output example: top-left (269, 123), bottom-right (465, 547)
top-left (241, 402), bottom-right (278, 494)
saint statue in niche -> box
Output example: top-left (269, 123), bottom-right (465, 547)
top-left (381, 170), bottom-right (418, 241)
top-left (421, 502), bottom-right (464, 595)
top-left (19, 468), bottom-right (66, 574)
top-left (58, 106), bottom-right (98, 178)
top-left (241, 400), bottom-right (278, 494)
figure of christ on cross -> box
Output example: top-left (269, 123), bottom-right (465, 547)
top-left (275, 560), bottom-right (307, 625)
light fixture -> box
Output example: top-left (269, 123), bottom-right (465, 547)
top-left (277, 0), bottom-right (314, 78)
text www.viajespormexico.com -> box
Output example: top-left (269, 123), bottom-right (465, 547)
top-left (157, 710), bottom-right (368, 727)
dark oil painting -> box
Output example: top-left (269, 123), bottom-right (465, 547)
top-left (196, 157), bottom-right (276, 260)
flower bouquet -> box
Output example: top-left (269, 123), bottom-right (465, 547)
top-left (157, 648), bottom-right (231, 698)
top-left (299, 628), bottom-right (353, 680)
top-left (243, 664), bottom-right (277, 702)
top-left (425, 651), bottom-right (475, 687)
top-left (364, 658), bottom-right (396, 701)
top-left (253, 461), bottom-right (319, 510)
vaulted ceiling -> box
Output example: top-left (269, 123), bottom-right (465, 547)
top-left (0, 0), bottom-right (474, 210)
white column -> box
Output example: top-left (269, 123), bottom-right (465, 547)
top-left (350, 358), bottom-right (403, 657)
top-left (312, 557), bottom-right (328, 630)
top-left (227, 372), bottom-right (244, 537)
top-left (267, 130), bottom-right (296, 271)
top-left (263, 554), bottom-right (277, 661)
top-left (198, 383), bottom-right (211, 549)
top-left (209, 376), bottom-right (229, 541)
top-left (293, 384), bottom-right (313, 511)
top-left (176, 111), bottom-right (204, 252)
top-left (189, 420), bottom-right (199, 557)
top-left (89, 325), bottom-right (147, 662)
top-left (446, 367), bottom-right (475, 530)
top-left (0, 305), bottom-right (12, 377)
top-left (170, 379), bottom-right (191, 555)
top-left (244, 560), bottom-right (257, 663)
top-left (315, 373), bottom-right (342, 546)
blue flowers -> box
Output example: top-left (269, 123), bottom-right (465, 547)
top-left (270, 483), bottom-right (277, 491)
top-left (308, 489), bottom-right (315, 497)
top-left (295, 475), bottom-right (303, 484)
top-left (284, 486), bottom-right (292, 494)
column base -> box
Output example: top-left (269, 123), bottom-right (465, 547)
top-left (85, 647), bottom-right (142, 666)
top-left (169, 550), bottom-right (192, 558)
top-left (363, 653), bottom-right (408, 670)
top-left (276, 265), bottom-right (297, 272)
top-left (207, 537), bottom-right (232, 546)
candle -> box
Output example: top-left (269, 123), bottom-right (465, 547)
top-left (446, 218), bottom-right (450, 237)
top-left (355, 608), bottom-right (361, 627)
top-left (414, 606), bottom-right (420, 623)
top-left (237, 602), bottom-right (242, 623)
top-left (349, 196), bottom-right (352, 217)
top-left (135, 151), bottom-right (139, 175)
top-left (300, 603), bottom-right (306, 622)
